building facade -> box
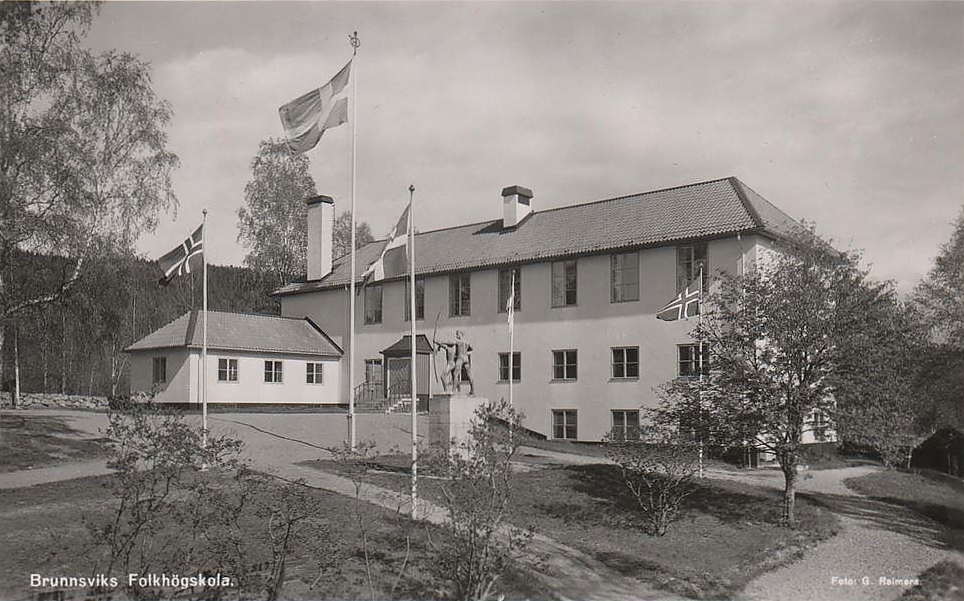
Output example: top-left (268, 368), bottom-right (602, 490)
top-left (275, 177), bottom-right (830, 442)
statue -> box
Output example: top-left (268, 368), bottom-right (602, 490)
top-left (434, 329), bottom-right (475, 395)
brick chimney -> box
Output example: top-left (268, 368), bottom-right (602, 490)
top-left (306, 195), bottom-right (334, 280)
top-left (501, 185), bottom-right (533, 229)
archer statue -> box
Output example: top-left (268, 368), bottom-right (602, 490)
top-left (434, 329), bottom-right (475, 395)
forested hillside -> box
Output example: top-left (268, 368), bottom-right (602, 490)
top-left (2, 251), bottom-right (282, 398)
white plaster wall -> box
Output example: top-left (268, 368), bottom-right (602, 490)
top-left (281, 235), bottom-right (765, 440)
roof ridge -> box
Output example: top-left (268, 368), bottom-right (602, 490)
top-left (352, 176), bottom-right (738, 251)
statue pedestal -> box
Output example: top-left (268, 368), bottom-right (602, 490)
top-left (429, 393), bottom-right (487, 454)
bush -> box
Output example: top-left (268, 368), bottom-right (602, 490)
top-left (605, 429), bottom-right (699, 536)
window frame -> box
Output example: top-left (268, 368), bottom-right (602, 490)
top-left (404, 278), bottom-right (425, 322)
top-left (217, 357), bottom-right (239, 383)
top-left (677, 344), bottom-right (709, 378)
top-left (551, 349), bottom-right (578, 381)
top-left (610, 251), bottom-right (640, 303)
top-left (676, 242), bottom-right (709, 292)
top-left (611, 346), bottom-right (640, 379)
top-left (611, 410), bottom-right (641, 441)
top-left (498, 268), bottom-right (522, 313)
top-left (264, 360), bottom-right (283, 384)
top-left (551, 259), bottom-right (578, 307)
top-left (152, 356), bottom-right (167, 385)
top-left (449, 273), bottom-right (471, 317)
top-left (363, 284), bottom-right (383, 325)
top-left (498, 352), bottom-right (522, 383)
top-left (306, 362), bottom-right (324, 385)
top-left (552, 409), bottom-right (578, 440)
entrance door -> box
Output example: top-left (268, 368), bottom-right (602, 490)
top-left (387, 357), bottom-right (412, 396)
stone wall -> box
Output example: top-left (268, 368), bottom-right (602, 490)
top-left (0, 392), bottom-right (108, 410)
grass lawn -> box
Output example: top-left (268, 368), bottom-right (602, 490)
top-left (844, 469), bottom-right (964, 552)
top-left (899, 561), bottom-right (964, 601)
top-left (0, 471), bottom-right (549, 601)
top-left (0, 413), bottom-right (107, 472)
top-left (306, 456), bottom-right (840, 599)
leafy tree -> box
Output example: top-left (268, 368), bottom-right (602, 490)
top-left (913, 206), bottom-right (964, 432)
top-left (1, 2), bottom-right (178, 404)
top-left (834, 296), bottom-right (935, 468)
top-left (237, 138), bottom-right (316, 284)
top-left (333, 210), bottom-right (374, 259)
top-left (696, 229), bottom-right (891, 525)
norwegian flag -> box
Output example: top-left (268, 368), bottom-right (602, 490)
top-left (656, 277), bottom-right (701, 321)
top-left (158, 224), bottom-right (203, 286)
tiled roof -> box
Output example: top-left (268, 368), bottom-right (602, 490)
top-left (124, 311), bottom-right (343, 357)
top-left (275, 176), bottom-right (801, 296)
top-left (381, 334), bottom-right (434, 356)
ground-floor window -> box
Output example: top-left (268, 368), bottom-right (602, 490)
top-left (306, 362), bottom-right (324, 384)
top-left (552, 409), bottom-right (577, 440)
top-left (264, 360), bottom-right (283, 383)
top-left (152, 356), bottom-right (167, 384)
top-left (810, 409), bottom-right (829, 442)
top-left (218, 358), bottom-right (238, 382)
top-left (611, 410), bottom-right (640, 440)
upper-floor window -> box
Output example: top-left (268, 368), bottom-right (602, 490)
top-left (152, 357), bottom-right (167, 384)
top-left (449, 273), bottom-right (471, 317)
top-left (306, 362), bottom-right (324, 385)
top-left (218, 358), bottom-right (238, 382)
top-left (677, 242), bottom-right (708, 292)
top-left (264, 360), bottom-right (283, 383)
top-left (552, 349), bottom-right (578, 381)
top-left (364, 284), bottom-right (383, 324)
top-left (498, 352), bottom-right (521, 382)
top-left (551, 259), bottom-right (577, 307)
top-left (611, 347), bottom-right (639, 379)
top-left (677, 344), bottom-right (709, 378)
top-left (498, 268), bottom-right (521, 313)
top-left (404, 278), bottom-right (425, 322)
top-left (611, 252), bottom-right (639, 303)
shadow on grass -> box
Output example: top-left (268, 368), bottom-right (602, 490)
top-left (801, 489), bottom-right (964, 553)
top-left (0, 414), bottom-right (108, 472)
top-left (557, 464), bottom-right (798, 528)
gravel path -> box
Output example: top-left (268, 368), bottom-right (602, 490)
top-left (714, 466), bottom-right (964, 601)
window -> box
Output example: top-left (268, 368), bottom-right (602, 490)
top-left (611, 252), bottom-right (639, 302)
top-left (552, 410), bottom-right (578, 440)
top-left (677, 242), bottom-right (708, 292)
top-left (611, 410), bottom-right (641, 440)
top-left (551, 260), bottom-right (577, 307)
top-left (498, 268), bottom-right (522, 313)
top-left (404, 278), bottom-right (425, 321)
top-left (498, 352), bottom-right (521, 382)
top-left (677, 344), bottom-right (709, 378)
top-left (811, 410), bottom-right (829, 442)
top-left (364, 285), bottom-right (383, 324)
top-left (449, 273), bottom-right (471, 317)
top-left (552, 349), bottom-right (578, 381)
top-left (152, 357), bottom-right (167, 384)
top-left (218, 358), bottom-right (238, 382)
top-left (306, 362), bottom-right (324, 384)
top-left (611, 347), bottom-right (639, 379)
top-left (264, 360), bottom-right (283, 383)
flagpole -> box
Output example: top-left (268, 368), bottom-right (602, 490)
top-left (202, 209), bottom-right (209, 457)
top-left (697, 264), bottom-right (704, 479)
top-left (408, 184), bottom-right (418, 518)
top-left (508, 270), bottom-right (514, 410)
top-left (347, 32), bottom-right (360, 451)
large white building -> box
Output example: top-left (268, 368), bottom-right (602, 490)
top-left (274, 177), bottom-right (833, 442)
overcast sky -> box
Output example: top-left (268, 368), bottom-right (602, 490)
top-left (87, 1), bottom-right (963, 293)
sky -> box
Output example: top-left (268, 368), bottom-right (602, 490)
top-left (86, 1), bottom-right (964, 293)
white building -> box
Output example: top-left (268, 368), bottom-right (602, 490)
top-left (126, 311), bottom-right (343, 407)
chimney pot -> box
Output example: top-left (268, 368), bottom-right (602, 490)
top-left (501, 185), bottom-right (534, 229)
